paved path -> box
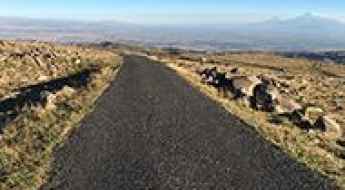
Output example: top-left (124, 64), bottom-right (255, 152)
top-left (42, 55), bottom-right (335, 190)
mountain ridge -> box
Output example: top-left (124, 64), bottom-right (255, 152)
top-left (1, 14), bottom-right (345, 51)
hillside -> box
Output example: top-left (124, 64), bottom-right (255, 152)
top-left (147, 49), bottom-right (345, 188)
top-left (1, 40), bottom-right (345, 189)
top-left (0, 40), bottom-right (122, 189)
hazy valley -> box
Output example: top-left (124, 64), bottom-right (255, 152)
top-left (2, 13), bottom-right (345, 51)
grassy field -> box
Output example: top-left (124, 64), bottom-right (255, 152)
top-left (0, 41), bottom-right (122, 189)
top-left (154, 52), bottom-right (345, 189)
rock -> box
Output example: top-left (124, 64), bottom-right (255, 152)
top-left (314, 115), bottom-right (343, 140)
top-left (334, 97), bottom-right (344, 111)
top-left (325, 141), bottom-right (345, 159)
top-left (337, 139), bottom-right (345, 147)
top-left (45, 93), bottom-right (57, 110)
top-left (59, 86), bottom-right (76, 98)
top-left (275, 95), bottom-right (303, 114)
top-left (38, 75), bottom-right (50, 82)
top-left (230, 68), bottom-right (240, 74)
top-left (200, 67), bottom-right (218, 85)
top-left (258, 74), bottom-right (275, 84)
top-left (278, 75), bottom-right (295, 80)
top-left (33, 57), bottom-right (46, 68)
top-left (283, 106), bottom-right (325, 130)
top-left (276, 80), bottom-right (291, 89)
top-left (200, 57), bottom-right (207, 63)
top-left (0, 55), bottom-right (8, 62)
top-left (289, 110), bottom-right (314, 129)
top-left (75, 59), bottom-right (81, 64)
top-left (43, 86), bottom-right (76, 110)
top-left (196, 67), bottom-right (204, 75)
top-left (304, 106), bottom-right (324, 124)
top-left (230, 76), bottom-right (262, 98)
top-left (259, 75), bottom-right (291, 90)
top-left (252, 83), bottom-right (280, 112)
top-left (148, 56), bottom-right (158, 61)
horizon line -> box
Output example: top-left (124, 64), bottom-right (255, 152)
top-left (0, 13), bottom-right (344, 25)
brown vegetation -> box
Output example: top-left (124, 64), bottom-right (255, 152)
top-left (152, 51), bottom-right (345, 189)
top-left (0, 40), bottom-right (122, 189)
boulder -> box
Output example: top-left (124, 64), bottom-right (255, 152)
top-left (275, 95), bottom-right (303, 114)
top-left (288, 110), bottom-right (314, 129)
top-left (283, 106), bottom-right (325, 130)
top-left (59, 86), bottom-right (76, 98)
top-left (314, 115), bottom-right (343, 140)
top-left (252, 83), bottom-right (280, 112)
top-left (200, 67), bottom-right (218, 85)
top-left (45, 92), bottom-right (57, 110)
top-left (230, 76), bottom-right (261, 98)
top-left (43, 86), bottom-right (76, 110)
top-left (304, 106), bottom-right (324, 125)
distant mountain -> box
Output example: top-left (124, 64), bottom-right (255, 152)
top-left (262, 13), bottom-right (343, 27)
top-left (1, 14), bottom-right (345, 51)
top-left (252, 13), bottom-right (345, 34)
top-left (0, 17), bottom-right (144, 42)
top-left (229, 13), bottom-right (345, 50)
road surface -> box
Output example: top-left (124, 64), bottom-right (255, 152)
top-left (42, 55), bottom-right (335, 190)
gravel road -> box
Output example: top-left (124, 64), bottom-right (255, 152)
top-left (41, 55), bottom-right (335, 190)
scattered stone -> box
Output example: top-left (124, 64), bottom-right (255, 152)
top-left (230, 68), bottom-right (240, 74)
top-left (337, 139), bottom-right (345, 147)
top-left (200, 67), bottom-right (218, 85)
top-left (38, 75), bottom-right (50, 82)
top-left (200, 57), bottom-right (207, 63)
top-left (252, 83), bottom-right (280, 112)
top-left (33, 57), bottom-right (46, 68)
top-left (59, 86), bottom-right (76, 98)
top-left (314, 115), bottom-right (343, 140)
top-left (334, 97), bottom-right (344, 111)
top-left (268, 114), bottom-right (290, 124)
top-left (230, 76), bottom-right (261, 98)
top-left (304, 106), bottom-right (324, 125)
top-left (194, 63), bottom-right (342, 139)
top-left (275, 95), bottom-right (303, 114)
top-left (0, 55), bottom-right (8, 62)
top-left (45, 93), bottom-right (57, 110)
top-left (289, 110), bottom-right (314, 129)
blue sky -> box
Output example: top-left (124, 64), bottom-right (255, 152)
top-left (1, 0), bottom-right (345, 24)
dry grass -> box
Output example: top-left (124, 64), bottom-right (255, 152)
top-left (0, 40), bottom-right (116, 98)
top-left (162, 60), bottom-right (345, 189)
top-left (213, 52), bottom-right (345, 76)
top-left (0, 41), bottom-right (122, 190)
top-left (169, 52), bottom-right (345, 131)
